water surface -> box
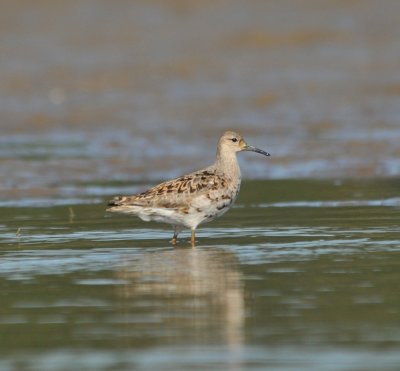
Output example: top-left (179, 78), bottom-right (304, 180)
top-left (1, 180), bottom-right (400, 370)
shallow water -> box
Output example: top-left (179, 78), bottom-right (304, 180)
top-left (2, 1), bottom-right (400, 369)
top-left (1, 180), bottom-right (400, 370)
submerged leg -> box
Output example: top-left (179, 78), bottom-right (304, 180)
top-left (171, 225), bottom-right (182, 246)
top-left (191, 228), bottom-right (196, 247)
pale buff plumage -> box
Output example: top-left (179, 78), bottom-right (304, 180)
top-left (107, 131), bottom-right (270, 245)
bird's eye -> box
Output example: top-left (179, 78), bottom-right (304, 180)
top-left (231, 138), bottom-right (238, 143)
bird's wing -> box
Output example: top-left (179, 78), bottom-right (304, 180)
top-left (108, 168), bottom-right (228, 209)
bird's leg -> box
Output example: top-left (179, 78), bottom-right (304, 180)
top-left (171, 225), bottom-right (182, 246)
top-left (191, 229), bottom-right (196, 247)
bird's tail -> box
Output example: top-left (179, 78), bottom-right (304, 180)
top-left (106, 196), bottom-right (133, 211)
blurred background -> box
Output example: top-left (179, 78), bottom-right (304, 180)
top-left (1, 0), bottom-right (400, 199)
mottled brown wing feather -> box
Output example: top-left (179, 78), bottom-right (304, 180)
top-left (108, 169), bottom-right (227, 209)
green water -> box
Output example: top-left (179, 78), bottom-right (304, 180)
top-left (1, 180), bottom-right (400, 370)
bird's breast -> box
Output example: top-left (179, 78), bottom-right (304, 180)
top-left (188, 179), bottom-right (241, 224)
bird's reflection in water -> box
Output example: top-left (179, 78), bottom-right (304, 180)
top-left (116, 246), bottom-right (245, 351)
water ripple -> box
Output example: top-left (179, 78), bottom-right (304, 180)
top-left (258, 198), bottom-right (400, 208)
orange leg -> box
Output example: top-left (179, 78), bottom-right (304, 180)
top-left (191, 229), bottom-right (196, 247)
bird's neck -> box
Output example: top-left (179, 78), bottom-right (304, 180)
top-left (215, 150), bottom-right (241, 181)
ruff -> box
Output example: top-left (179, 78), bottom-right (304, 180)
top-left (107, 131), bottom-right (270, 246)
